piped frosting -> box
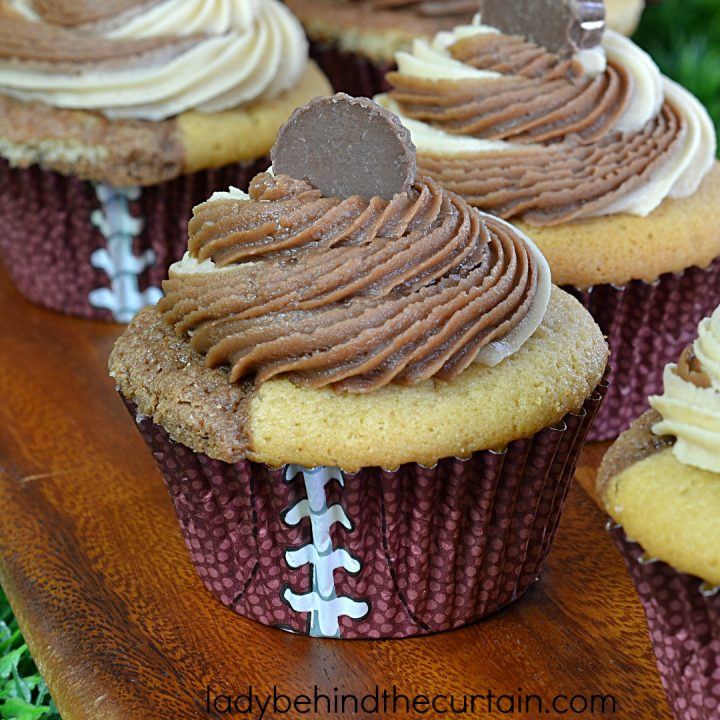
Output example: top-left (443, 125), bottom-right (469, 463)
top-left (158, 170), bottom-right (551, 392)
top-left (377, 21), bottom-right (716, 226)
top-left (651, 307), bottom-right (720, 474)
top-left (0, 0), bottom-right (308, 120)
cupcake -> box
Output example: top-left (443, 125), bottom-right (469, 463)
top-left (109, 94), bottom-right (608, 638)
top-left (376, 0), bottom-right (720, 439)
top-left (284, 0), bottom-right (644, 96)
top-left (597, 307), bottom-right (720, 720)
top-left (0, 0), bottom-right (331, 321)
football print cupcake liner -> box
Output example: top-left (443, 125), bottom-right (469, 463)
top-left (568, 256), bottom-right (720, 440)
top-left (122, 379), bottom-right (605, 639)
top-left (0, 157), bottom-right (269, 323)
top-left (611, 526), bottom-right (720, 720)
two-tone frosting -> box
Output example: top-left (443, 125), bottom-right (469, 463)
top-left (651, 307), bottom-right (720, 474)
top-left (158, 170), bottom-right (551, 392)
top-left (0, 0), bottom-right (308, 120)
top-left (377, 19), bottom-right (716, 225)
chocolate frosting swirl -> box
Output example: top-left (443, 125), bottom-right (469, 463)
top-left (418, 101), bottom-right (684, 225)
top-left (158, 172), bottom-right (544, 393)
top-left (389, 33), bottom-right (630, 143)
top-left (676, 345), bottom-right (711, 389)
top-left (0, 12), bottom-right (196, 67)
top-left (384, 30), bottom-right (693, 226)
top-left (0, 0), bottom-right (309, 120)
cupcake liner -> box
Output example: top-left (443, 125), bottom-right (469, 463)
top-left (309, 43), bottom-right (393, 97)
top-left (0, 157), bottom-right (269, 322)
top-left (611, 526), bottom-right (720, 720)
top-left (566, 256), bottom-right (720, 441)
top-left (121, 380), bottom-right (605, 639)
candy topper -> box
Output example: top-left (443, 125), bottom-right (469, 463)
top-left (478, 0), bottom-right (605, 55)
top-left (271, 93), bottom-right (416, 201)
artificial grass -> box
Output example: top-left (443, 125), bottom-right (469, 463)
top-left (0, 588), bottom-right (59, 720)
top-left (633, 0), bottom-right (720, 153)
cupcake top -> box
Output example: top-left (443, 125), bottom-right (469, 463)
top-left (110, 94), bottom-right (607, 470)
top-left (377, 0), bottom-right (716, 227)
top-left (357, 0), bottom-right (480, 19)
top-left (0, 0), bottom-right (332, 185)
top-left (159, 95), bottom-right (553, 393)
top-left (284, 0), bottom-right (642, 68)
top-left (650, 307), bottom-right (720, 474)
top-left (598, 307), bottom-right (720, 585)
top-left (0, 0), bottom-right (308, 120)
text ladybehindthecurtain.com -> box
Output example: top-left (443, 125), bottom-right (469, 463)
top-left (205, 684), bottom-right (618, 717)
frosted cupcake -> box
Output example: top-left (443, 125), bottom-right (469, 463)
top-left (597, 307), bottom-right (720, 720)
top-left (0, 0), bottom-right (331, 321)
top-left (109, 94), bottom-right (608, 638)
top-left (285, 0), bottom-right (644, 96)
top-left (376, 0), bottom-right (720, 439)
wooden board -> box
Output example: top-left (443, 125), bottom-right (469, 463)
top-left (0, 267), bottom-right (671, 719)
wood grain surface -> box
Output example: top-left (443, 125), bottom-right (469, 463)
top-left (0, 266), bottom-right (672, 720)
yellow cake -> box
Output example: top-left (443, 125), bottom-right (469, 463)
top-left (598, 307), bottom-right (720, 585)
top-left (378, 16), bottom-right (718, 289)
top-left (0, 0), bottom-right (332, 186)
top-left (111, 285), bottom-right (605, 471)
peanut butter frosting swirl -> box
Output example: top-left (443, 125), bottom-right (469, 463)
top-left (0, 0), bottom-right (308, 120)
top-left (651, 307), bottom-right (720, 474)
top-left (158, 172), bottom-right (551, 393)
top-left (378, 24), bottom-right (716, 226)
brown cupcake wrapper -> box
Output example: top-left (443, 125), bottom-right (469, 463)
top-left (0, 157), bottom-right (269, 322)
top-left (309, 43), bottom-right (393, 97)
top-left (610, 526), bottom-right (720, 720)
top-left (565, 256), bottom-right (720, 441)
top-left (121, 379), bottom-right (605, 639)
